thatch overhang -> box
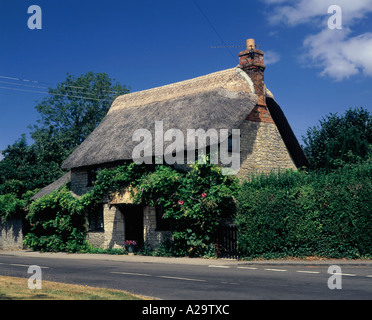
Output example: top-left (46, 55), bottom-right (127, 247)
top-left (266, 97), bottom-right (309, 168)
top-left (31, 171), bottom-right (71, 200)
top-left (62, 67), bottom-right (259, 169)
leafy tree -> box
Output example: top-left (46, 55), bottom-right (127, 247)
top-left (0, 135), bottom-right (39, 194)
top-left (0, 72), bottom-right (129, 194)
top-left (29, 72), bottom-right (130, 169)
top-left (302, 107), bottom-right (372, 170)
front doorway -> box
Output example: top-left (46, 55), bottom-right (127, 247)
top-left (119, 204), bottom-right (144, 248)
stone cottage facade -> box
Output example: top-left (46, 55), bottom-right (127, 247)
top-left (31, 39), bottom-right (308, 250)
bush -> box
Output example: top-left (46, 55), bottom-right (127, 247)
top-left (0, 189), bottom-right (37, 224)
top-left (236, 160), bottom-right (372, 259)
top-left (0, 193), bottom-right (25, 224)
top-left (24, 186), bottom-right (88, 252)
top-left (135, 161), bottom-right (239, 257)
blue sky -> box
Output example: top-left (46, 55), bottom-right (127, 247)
top-left (1, 0), bottom-right (372, 157)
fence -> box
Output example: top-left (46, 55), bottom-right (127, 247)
top-left (215, 224), bottom-right (239, 259)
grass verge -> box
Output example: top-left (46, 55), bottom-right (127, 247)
top-left (0, 276), bottom-right (153, 300)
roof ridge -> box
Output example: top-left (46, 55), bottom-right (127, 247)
top-left (108, 67), bottom-right (252, 113)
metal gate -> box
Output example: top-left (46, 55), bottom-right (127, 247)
top-left (215, 224), bottom-right (239, 259)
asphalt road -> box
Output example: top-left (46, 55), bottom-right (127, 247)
top-left (0, 253), bottom-right (371, 300)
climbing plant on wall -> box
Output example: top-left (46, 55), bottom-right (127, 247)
top-left (24, 160), bottom-right (239, 255)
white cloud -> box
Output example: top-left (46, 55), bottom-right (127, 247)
top-left (264, 50), bottom-right (281, 65)
top-left (265, 0), bottom-right (372, 25)
top-left (263, 0), bottom-right (372, 80)
top-left (303, 28), bottom-right (372, 80)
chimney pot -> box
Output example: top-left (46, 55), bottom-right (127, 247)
top-left (246, 39), bottom-right (255, 51)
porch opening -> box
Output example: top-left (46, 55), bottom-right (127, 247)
top-left (118, 204), bottom-right (144, 248)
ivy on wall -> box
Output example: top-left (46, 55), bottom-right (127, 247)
top-left (24, 161), bottom-right (239, 255)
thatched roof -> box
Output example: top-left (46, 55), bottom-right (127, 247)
top-left (62, 67), bottom-right (259, 169)
top-left (31, 172), bottom-right (71, 200)
top-left (266, 97), bottom-right (309, 168)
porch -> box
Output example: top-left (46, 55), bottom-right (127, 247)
top-left (86, 203), bottom-right (171, 250)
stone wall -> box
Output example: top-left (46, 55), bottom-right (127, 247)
top-left (143, 206), bottom-right (171, 249)
top-left (0, 218), bottom-right (23, 250)
top-left (103, 204), bottom-right (125, 249)
top-left (70, 168), bottom-right (92, 197)
top-left (87, 204), bottom-right (125, 249)
top-left (238, 119), bottom-right (296, 178)
top-left (86, 231), bottom-right (105, 248)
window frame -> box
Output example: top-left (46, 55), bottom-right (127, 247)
top-left (88, 204), bottom-right (104, 232)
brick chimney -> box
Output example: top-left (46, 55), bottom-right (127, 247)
top-left (238, 38), bottom-right (266, 107)
top-left (239, 39), bottom-right (274, 124)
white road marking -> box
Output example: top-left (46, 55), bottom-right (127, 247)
top-left (264, 268), bottom-right (287, 272)
top-left (9, 263), bottom-right (49, 269)
top-left (332, 273), bottom-right (356, 277)
top-left (111, 271), bottom-right (151, 277)
top-left (208, 265), bottom-right (230, 268)
top-left (111, 272), bottom-right (206, 282)
top-left (157, 276), bottom-right (206, 282)
top-left (108, 267), bottom-right (370, 282)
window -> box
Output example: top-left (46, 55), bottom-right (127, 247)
top-left (228, 135), bottom-right (240, 153)
top-left (155, 205), bottom-right (171, 231)
top-left (228, 136), bottom-right (233, 153)
top-left (87, 167), bottom-right (101, 187)
top-left (88, 205), bottom-right (104, 231)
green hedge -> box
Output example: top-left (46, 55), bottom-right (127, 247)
top-left (236, 160), bottom-right (372, 259)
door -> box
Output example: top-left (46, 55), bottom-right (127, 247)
top-left (122, 204), bottom-right (144, 247)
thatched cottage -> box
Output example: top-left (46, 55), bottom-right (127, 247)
top-left (32, 39), bottom-right (307, 250)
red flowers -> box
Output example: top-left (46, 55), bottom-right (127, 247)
top-left (124, 240), bottom-right (137, 246)
top-left (178, 193), bottom-right (206, 205)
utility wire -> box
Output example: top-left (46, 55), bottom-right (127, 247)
top-left (0, 80), bottom-right (49, 90)
top-left (210, 45), bottom-right (245, 48)
top-left (192, 0), bottom-right (238, 64)
top-left (0, 74), bottom-right (126, 102)
top-left (0, 85), bottom-right (114, 102)
top-left (0, 75), bottom-right (122, 97)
